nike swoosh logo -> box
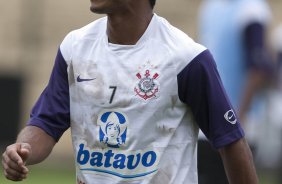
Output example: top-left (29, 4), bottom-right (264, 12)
top-left (228, 114), bottom-right (234, 120)
top-left (77, 75), bottom-right (96, 82)
top-left (224, 109), bottom-right (237, 125)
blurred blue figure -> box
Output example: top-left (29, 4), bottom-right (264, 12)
top-left (197, 0), bottom-right (273, 183)
top-left (275, 23), bottom-right (282, 184)
top-left (268, 23), bottom-right (282, 182)
top-left (273, 24), bottom-right (282, 88)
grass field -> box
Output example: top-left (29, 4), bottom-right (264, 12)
top-left (0, 164), bottom-right (76, 184)
top-left (0, 164), bottom-right (279, 184)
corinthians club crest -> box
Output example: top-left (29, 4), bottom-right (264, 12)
top-left (134, 69), bottom-right (160, 100)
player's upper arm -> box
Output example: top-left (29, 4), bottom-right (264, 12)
top-left (177, 50), bottom-right (244, 149)
top-left (27, 48), bottom-right (70, 141)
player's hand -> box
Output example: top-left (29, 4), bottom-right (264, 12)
top-left (2, 143), bottom-right (31, 181)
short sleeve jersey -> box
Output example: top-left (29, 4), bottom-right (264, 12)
top-left (28, 14), bottom-right (244, 184)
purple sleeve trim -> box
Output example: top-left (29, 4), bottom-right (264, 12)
top-left (27, 48), bottom-right (70, 141)
top-left (177, 50), bottom-right (244, 149)
top-left (212, 127), bottom-right (245, 149)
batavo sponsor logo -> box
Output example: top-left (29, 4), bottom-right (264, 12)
top-left (76, 143), bottom-right (160, 179)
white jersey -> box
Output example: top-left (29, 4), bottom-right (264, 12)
top-left (28, 14), bottom-right (244, 184)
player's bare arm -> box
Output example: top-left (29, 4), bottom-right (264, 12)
top-left (219, 138), bottom-right (259, 184)
top-left (2, 126), bottom-right (56, 181)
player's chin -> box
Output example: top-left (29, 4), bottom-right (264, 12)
top-left (89, 0), bottom-right (107, 13)
top-left (90, 5), bottom-right (106, 14)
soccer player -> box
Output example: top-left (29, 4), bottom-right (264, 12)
top-left (2, 0), bottom-right (258, 183)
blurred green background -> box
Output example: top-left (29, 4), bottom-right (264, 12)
top-left (0, 163), bottom-right (75, 184)
top-left (0, 165), bottom-right (279, 184)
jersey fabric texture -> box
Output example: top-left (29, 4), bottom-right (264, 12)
top-left (27, 14), bottom-right (244, 184)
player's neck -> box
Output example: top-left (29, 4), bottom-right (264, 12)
top-left (106, 10), bottom-right (153, 45)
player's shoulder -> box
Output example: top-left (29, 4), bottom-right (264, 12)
top-left (60, 17), bottom-right (107, 62)
top-left (154, 14), bottom-right (206, 71)
top-left (155, 15), bottom-right (195, 45)
top-left (65, 16), bottom-right (107, 43)
top-left (156, 15), bottom-right (205, 50)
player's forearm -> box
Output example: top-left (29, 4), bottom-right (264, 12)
top-left (219, 138), bottom-right (259, 184)
top-left (16, 126), bottom-right (56, 165)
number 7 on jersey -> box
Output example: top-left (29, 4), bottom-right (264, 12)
top-left (109, 86), bottom-right (117, 104)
